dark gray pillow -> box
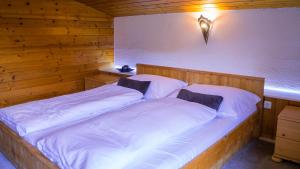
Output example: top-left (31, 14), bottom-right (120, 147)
top-left (177, 89), bottom-right (223, 111)
top-left (117, 77), bottom-right (151, 95)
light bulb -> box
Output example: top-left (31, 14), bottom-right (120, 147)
top-left (200, 22), bottom-right (208, 30)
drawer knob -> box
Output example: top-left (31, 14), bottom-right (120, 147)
top-left (282, 133), bottom-right (286, 137)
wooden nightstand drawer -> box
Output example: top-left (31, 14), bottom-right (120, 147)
top-left (275, 137), bottom-right (300, 162)
top-left (277, 120), bottom-right (300, 141)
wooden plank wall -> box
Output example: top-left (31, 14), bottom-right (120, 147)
top-left (0, 0), bottom-right (114, 108)
top-left (76, 0), bottom-right (300, 17)
top-left (261, 97), bottom-right (300, 140)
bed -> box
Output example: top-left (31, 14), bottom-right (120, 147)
top-left (0, 64), bottom-right (264, 169)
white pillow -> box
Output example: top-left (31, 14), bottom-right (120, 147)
top-left (169, 84), bottom-right (261, 117)
top-left (129, 74), bottom-right (187, 99)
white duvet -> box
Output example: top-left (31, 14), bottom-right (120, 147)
top-left (0, 84), bottom-right (143, 136)
top-left (37, 98), bottom-right (217, 169)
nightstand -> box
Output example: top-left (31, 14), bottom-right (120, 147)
top-left (272, 106), bottom-right (300, 163)
top-left (85, 69), bottom-right (134, 90)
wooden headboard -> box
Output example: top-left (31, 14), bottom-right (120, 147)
top-left (137, 64), bottom-right (265, 99)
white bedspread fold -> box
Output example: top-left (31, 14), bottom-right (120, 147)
top-left (0, 84), bottom-right (143, 136)
top-left (37, 98), bottom-right (216, 169)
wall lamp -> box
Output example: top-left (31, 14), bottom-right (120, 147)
top-left (198, 15), bottom-right (213, 44)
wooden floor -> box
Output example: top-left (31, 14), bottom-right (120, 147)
top-left (222, 139), bottom-right (300, 169)
top-left (1, 139), bottom-right (299, 169)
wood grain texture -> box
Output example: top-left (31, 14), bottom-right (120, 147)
top-left (261, 97), bottom-right (300, 140)
top-left (75, 0), bottom-right (300, 17)
top-left (137, 64), bottom-right (265, 98)
top-left (0, 122), bottom-right (58, 169)
top-left (0, 0), bottom-right (114, 108)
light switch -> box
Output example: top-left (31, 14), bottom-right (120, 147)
top-left (264, 101), bottom-right (272, 109)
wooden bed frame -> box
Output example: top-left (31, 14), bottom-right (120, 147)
top-left (0, 64), bottom-right (265, 169)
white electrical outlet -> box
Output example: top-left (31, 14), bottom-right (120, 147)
top-left (264, 101), bottom-right (272, 109)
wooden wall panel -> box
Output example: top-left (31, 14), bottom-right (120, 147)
top-left (261, 97), bottom-right (300, 140)
top-left (0, 0), bottom-right (114, 108)
top-left (76, 0), bottom-right (300, 17)
top-left (137, 64), bottom-right (265, 98)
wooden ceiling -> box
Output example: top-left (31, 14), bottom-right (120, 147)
top-left (76, 0), bottom-right (300, 17)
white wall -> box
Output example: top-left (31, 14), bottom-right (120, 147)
top-left (114, 8), bottom-right (300, 100)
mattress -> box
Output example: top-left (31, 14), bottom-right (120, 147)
top-left (0, 84), bottom-right (143, 136)
top-left (123, 109), bottom-right (255, 169)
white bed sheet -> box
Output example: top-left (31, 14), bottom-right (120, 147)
top-left (35, 98), bottom-right (217, 169)
top-left (0, 84), bottom-right (143, 136)
top-left (123, 107), bottom-right (256, 169)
